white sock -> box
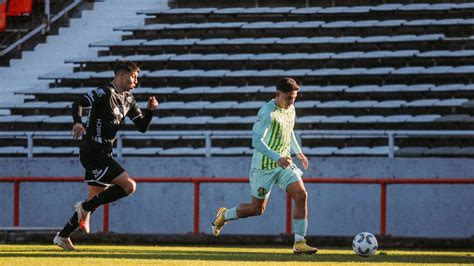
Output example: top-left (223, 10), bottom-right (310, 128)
top-left (295, 233), bottom-right (305, 242)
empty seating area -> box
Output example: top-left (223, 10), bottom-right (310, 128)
top-left (2, 0), bottom-right (474, 157)
top-left (0, 0), bottom-right (82, 65)
top-left (140, 4), bottom-right (474, 24)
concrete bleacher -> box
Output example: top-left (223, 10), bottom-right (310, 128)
top-left (63, 49), bottom-right (474, 72)
top-left (1, 0), bottom-right (474, 157)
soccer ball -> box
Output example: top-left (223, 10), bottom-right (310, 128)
top-left (352, 232), bottom-right (378, 257)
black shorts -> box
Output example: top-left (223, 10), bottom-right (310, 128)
top-left (80, 144), bottom-right (125, 187)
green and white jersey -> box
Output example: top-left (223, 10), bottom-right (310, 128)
top-left (251, 99), bottom-right (302, 170)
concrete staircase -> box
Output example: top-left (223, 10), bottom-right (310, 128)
top-left (0, 0), bottom-right (166, 108)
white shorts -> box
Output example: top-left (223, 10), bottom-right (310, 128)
top-left (249, 163), bottom-right (303, 199)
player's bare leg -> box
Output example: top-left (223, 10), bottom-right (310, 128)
top-left (212, 197), bottom-right (268, 236)
top-left (236, 197), bottom-right (268, 218)
top-left (287, 181), bottom-right (317, 255)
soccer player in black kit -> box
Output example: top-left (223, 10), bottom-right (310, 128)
top-left (53, 60), bottom-right (159, 251)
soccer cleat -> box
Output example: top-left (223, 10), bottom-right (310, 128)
top-left (293, 239), bottom-right (318, 255)
top-left (75, 201), bottom-right (91, 234)
top-left (53, 233), bottom-right (76, 251)
top-left (211, 207), bottom-right (228, 236)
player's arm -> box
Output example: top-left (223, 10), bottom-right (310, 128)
top-left (129, 96), bottom-right (158, 133)
top-left (71, 92), bottom-right (93, 139)
top-left (290, 131), bottom-right (309, 170)
top-left (252, 110), bottom-right (292, 168)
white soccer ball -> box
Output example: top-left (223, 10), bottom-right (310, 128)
top-left (352, 232), bottom-right (378, 257)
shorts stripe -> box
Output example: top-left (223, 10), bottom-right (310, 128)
top-left (85, 180), bottom-right (111, 187)
top-left (96, 166), bottom-right (109, 181)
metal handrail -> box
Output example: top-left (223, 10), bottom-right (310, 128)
top-left (1, 130), bottom-right (474, 158)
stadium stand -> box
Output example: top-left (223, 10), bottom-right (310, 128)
top-left (1, 0), bottom-right (474, 157)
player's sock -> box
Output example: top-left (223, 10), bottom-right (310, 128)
top-left (82, 185), bottom-right (127, 211)
top-left (58, 213), bottom-right (78, 238)
top-left (295, 233), bottom-right (305, 242)
top-left (293, 219), bottom-right (308, 241)
top-left (224, 207), bottom-right (239, 221)
top-left (58, 208), bottom-right (97, 237)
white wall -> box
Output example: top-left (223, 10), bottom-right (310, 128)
top-left (0, 157), bottom-right (473, 237)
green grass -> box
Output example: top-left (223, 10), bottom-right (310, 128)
top-left (0, 244), bottom-right (472, 265)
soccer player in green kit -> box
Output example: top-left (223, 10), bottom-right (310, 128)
top-left (211, 77), bottom-right (317, 254)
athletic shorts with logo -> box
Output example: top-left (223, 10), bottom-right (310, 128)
top-left (249, 164), bottom-right (303, 199)
top-left (79, 144), bottom-right (125, 187)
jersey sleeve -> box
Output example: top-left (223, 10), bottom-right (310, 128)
top-left (72, 88), bottom-right (107, 124)
top-left (126, 98), bottom-right (142, 122)
top-left (252, 108), bottom-right (281, 161)
top-left (126, 97), bottom-right (154, 133)
top-left (290, 131), bottom-right (302, 154)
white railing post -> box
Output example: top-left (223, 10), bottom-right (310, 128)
top-left (26, 132), bottom-right (33, 158)
top-left (205, 132), bottom-right (211, 158)
top-left (388, 131), bottom-right (395, 158)
top-left (44, 0), bottom-right (51, 31)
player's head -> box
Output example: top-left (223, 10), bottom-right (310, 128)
top-left (275, 77), bottom-right (299, 109)
top-left (113, 60), bottom-right (140, 92)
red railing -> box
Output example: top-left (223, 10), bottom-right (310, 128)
top-left (1, 177), bottom-right (473, 236)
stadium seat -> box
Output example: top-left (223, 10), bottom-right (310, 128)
top-left (303, 147), bottom-right (337, 156)
top-left (153, 116), bottom-right (188, 124)
top-left (0, 146), bottom-right (27, 155)
top-left (204, 101), bottom-right (238, 109)
top-left (435, 114), bottom-right (471, 122)
top-left (334, 146), bottom-right (370, 155)
top-left (159, 147), bottom-right (207, 156)
top-left (177, 87), bottom-right (212, 94)
top-left (395, 147), bottom-right (429, 157)
top-left (406, 115), bottom-right (441, 122)
top-left (213, 147), bottom-right (252, 155)
top-left (423, 146), bottom-right (463, 156)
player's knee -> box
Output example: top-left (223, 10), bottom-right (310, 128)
top-left (123, 179), bottom-right (137, 195)
top-left (294, 190), bottom-right (307, 204)
top-left (252, 205), bottom-right (265, 216)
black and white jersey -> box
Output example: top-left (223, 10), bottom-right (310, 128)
top-left (72, 83), bottom-right (153, 152)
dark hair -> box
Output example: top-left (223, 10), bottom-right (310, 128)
top-left (114, 60), bottom-right (140, 75)
top-left (276, 77), bottom-right (300, 92)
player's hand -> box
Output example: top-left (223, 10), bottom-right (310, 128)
top-left (297, 152), bottom-right (309, 170)
top-left (276, 156), bottom-right (293, 169)
top-left (147, 96), bottom-right (159, 110)
top-left (72, 123), bottom-right (85, 139)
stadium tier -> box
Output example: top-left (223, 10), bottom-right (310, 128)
top-left (1, 1), bottom-right (474, 157)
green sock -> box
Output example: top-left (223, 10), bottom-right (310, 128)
top-left (224, 207), bottom-right (239, 221)
top-left (293, 219), bottom-right (307, 240)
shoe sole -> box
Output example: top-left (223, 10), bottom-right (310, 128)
top-left (54, 242), bottom-right (75, 251)
top-left (211, 225), bottom-right (219, 236)
top-left (293, 250), bottom-right (318, 255)
top-left (53, 237), bottom-right (75, 251)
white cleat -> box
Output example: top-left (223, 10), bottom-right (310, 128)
top-left (53, 233), bottom-right (76, 251)
top-left (75, 201), bottom-right (91, 234)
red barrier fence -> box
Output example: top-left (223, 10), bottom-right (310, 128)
top-left (0, 1), bottom-right (6, 32)
top-left (1, 177), bottom-right (473, 236)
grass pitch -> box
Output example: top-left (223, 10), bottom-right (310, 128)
top-left (0, 244), bottom-right (472, 265)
